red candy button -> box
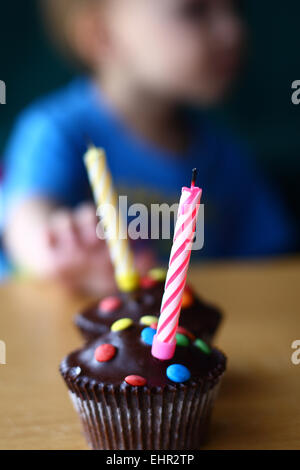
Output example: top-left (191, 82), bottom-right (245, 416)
top-left (99, 296), bottom-right (121, 313)
top-left (150, 322), bottom-right (158, 330)
top-left (184, 285), bottom-right (194, 295)
top-left (125, 375), bottom-right (147, 387)
top-left (177, 326), bottom-right (196, 341)
top-left (95, 344), bottom-right (116, 362)
top-left (140, 277), bottom-right (157, 289)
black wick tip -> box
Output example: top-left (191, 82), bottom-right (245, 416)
top-left (191, 168), bottom-right (198, 186)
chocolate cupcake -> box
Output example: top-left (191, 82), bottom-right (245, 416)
top-left (75, 269), bottom-right (222, 343)
top-left (60, 322), bottom-right (226, 450)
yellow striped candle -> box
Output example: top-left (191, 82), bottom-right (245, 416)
top-left (84, 145), bottom-right (139, 292)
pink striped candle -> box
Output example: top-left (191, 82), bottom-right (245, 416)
top-left (152, 170), bottom-right (202, 360)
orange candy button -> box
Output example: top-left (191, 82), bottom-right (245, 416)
top-left (95, 344), bottom-right (116, 362)
top-left (125, 375), bottom-right (147, 387)
top-left (181, 290), bottom-right (194, 309)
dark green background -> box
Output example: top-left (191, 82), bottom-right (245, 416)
top-left (0, 1), bottom-right (299, 238)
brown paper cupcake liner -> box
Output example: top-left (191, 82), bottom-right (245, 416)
top-left (63, 374), bottom-right (223, 450)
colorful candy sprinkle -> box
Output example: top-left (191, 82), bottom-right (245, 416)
top-left (99, 296), bottom-right (121, 313)
top-left (140, 277), bottom-right (157, 289)
top-left (148, 268), bottom-right (167, 282)
top-left (181, 290), bottom-right (194, 309)
top-left (140, 315), bottom-right (158, 326)
top-left (194, 339), bottom-right (212, 355)
top-left (166, 364), bottom-right (191, 383)
top-left (176, 333), bottom-right (190, 347)
top-left (141, 327), bottom-right (156, 345)
top-left (94, 344), bottom-right (116, 362)
top-left (111, 318), bottom-right (133, 332)
top-left (125, 375), bottom-right (147, 387)
top-left (177, 326), bottom-right (196, 341)
top-left (184, 285), bottom-right (194, 294)
top-left (117, 272), bottom-right (140, 293)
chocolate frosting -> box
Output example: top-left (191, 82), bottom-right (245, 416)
top-left (61, 323), bottom-right (226, 390)
top-left (75, 280), bottom-right (222, 342)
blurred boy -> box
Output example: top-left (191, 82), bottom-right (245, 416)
top-left (2, 0), bottom-right (296, 294)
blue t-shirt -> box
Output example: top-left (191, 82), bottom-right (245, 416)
top-left (1, 77), bottom-right (296, 262)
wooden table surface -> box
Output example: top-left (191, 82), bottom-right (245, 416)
top-left (0, 257), bottom-right (299, 450)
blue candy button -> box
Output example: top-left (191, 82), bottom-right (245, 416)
top-left (141, 327), bottom-right (156, 346)
top-left (166, 364), bottom-right (191, 383)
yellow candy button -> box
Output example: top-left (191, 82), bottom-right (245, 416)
top-left (140, 315), bottom-right (158, 326)
top-left (111, 318), bottom-right (133, 332)
top-left (148, 268), bottom-right (167, 282)
top-left (116, 272), bottom-right (140, 292)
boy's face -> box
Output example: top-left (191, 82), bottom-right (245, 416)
top-left (106, 0), bottom-right (244, 104)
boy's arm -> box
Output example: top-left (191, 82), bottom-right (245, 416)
top-left (4, 198), bottom-right (57, 276)
top-left (2, 108), bottom-right (156, 290)
top-left (2, 106), bottom-right (87, 221)
top-left (2, 106), bottom-right (87, 277)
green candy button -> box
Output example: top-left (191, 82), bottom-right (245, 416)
top-left (176, 333), bottom-right (189, 347)
top-left (194, 338), bottom-right (211, 355)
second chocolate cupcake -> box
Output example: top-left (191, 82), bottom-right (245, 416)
top-left (75, 269), bottom-right (222, 343)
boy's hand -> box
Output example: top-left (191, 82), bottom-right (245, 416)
top-left (45, 203), bottom-right (116, 295)
top-left (5, 199), bottom-right (156, 296)
top-left (45, 203), bottom-right (156, 296)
